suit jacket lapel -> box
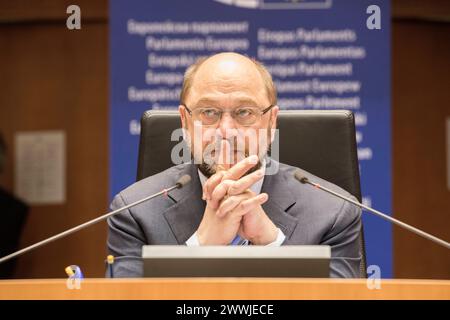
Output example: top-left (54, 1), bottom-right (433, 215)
top-left (162, 164), bottom-right (205, 244)
top-left (261, 160), bottom-right (299, 240)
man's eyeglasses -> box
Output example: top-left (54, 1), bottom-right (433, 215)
top-left (182, 104), bottom-right (274, 127)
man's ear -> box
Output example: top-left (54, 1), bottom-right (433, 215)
top-left (270, 105), bottom-right (279, 131)
top-left (179, 105), bottom-right (187, 129)
top-left (268, 105), bottom-right (279, 144)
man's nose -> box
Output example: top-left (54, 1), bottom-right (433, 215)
top-left (217, 112), bottom-right (238, 138)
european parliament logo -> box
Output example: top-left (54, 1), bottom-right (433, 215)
top-left (213, 0), bottom-right (333, 10)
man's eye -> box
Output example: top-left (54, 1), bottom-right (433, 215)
top-left (202, 109), bottom-right (219, 117)
top-left (236, 108), bottom-right (253, 117)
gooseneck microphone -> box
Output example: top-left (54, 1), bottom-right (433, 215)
top-left (0, 175), bottom-right (192, 264)
top-left (294, 170), bottom-right (449, 249)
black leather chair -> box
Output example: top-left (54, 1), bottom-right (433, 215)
top-left (137, 109), bottom-right (367, 277)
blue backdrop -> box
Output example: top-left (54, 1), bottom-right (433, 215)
top-left (110, 0), bottom-right (392, 277)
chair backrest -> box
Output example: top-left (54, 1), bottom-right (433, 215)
top-left (137, 109), bottom-right (367, 277)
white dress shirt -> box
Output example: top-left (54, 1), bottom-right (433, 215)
top-left (186, 162), bottom-right (286, 246)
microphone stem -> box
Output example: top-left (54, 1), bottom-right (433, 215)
top-left (304, 180), bottom-right (450, 250)
top-left (0, 185), bottom-right (179, 264)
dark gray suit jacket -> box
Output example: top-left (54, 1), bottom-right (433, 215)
top-left (107, 160), bottom-right (362, 278)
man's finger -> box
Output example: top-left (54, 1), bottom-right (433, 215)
top-left (222, 155), bottom-right (259, 181)
top-left (227, 169), bottom-right (264, 196)
top-left (216, 193), bottom-right (252, 218)
top-left (209, 179), bottom-right (235, 209)
top-left (203, 155), bottom-right (259, 200)
top-left (230, 193), bottom-right (269, 218)
top-left (209, 167), bottom-right (264, 209)
top-left (203, 170), bottom-right (226, 200)
top-left (216, 139), bottom-right (232, 170)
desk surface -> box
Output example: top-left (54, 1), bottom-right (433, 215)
top-left (0, 278), bottom-right (449, 299)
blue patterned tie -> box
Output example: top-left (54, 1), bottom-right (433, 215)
top-left (230, 235), bottom-right (249, 245)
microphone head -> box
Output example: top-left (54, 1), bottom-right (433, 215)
top-left (176, 174), bottom-right (191, 188)
top-left (294, 170), bottom-right (309, 184)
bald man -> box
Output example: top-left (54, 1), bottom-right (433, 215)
top-left (107, 52), bottom-right (363, 278)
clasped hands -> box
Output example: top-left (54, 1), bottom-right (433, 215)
top-left (196, 155), bottom-right (278, 245)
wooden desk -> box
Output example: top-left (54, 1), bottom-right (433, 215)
top-left (0, 278), bottom-right (449, 299)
